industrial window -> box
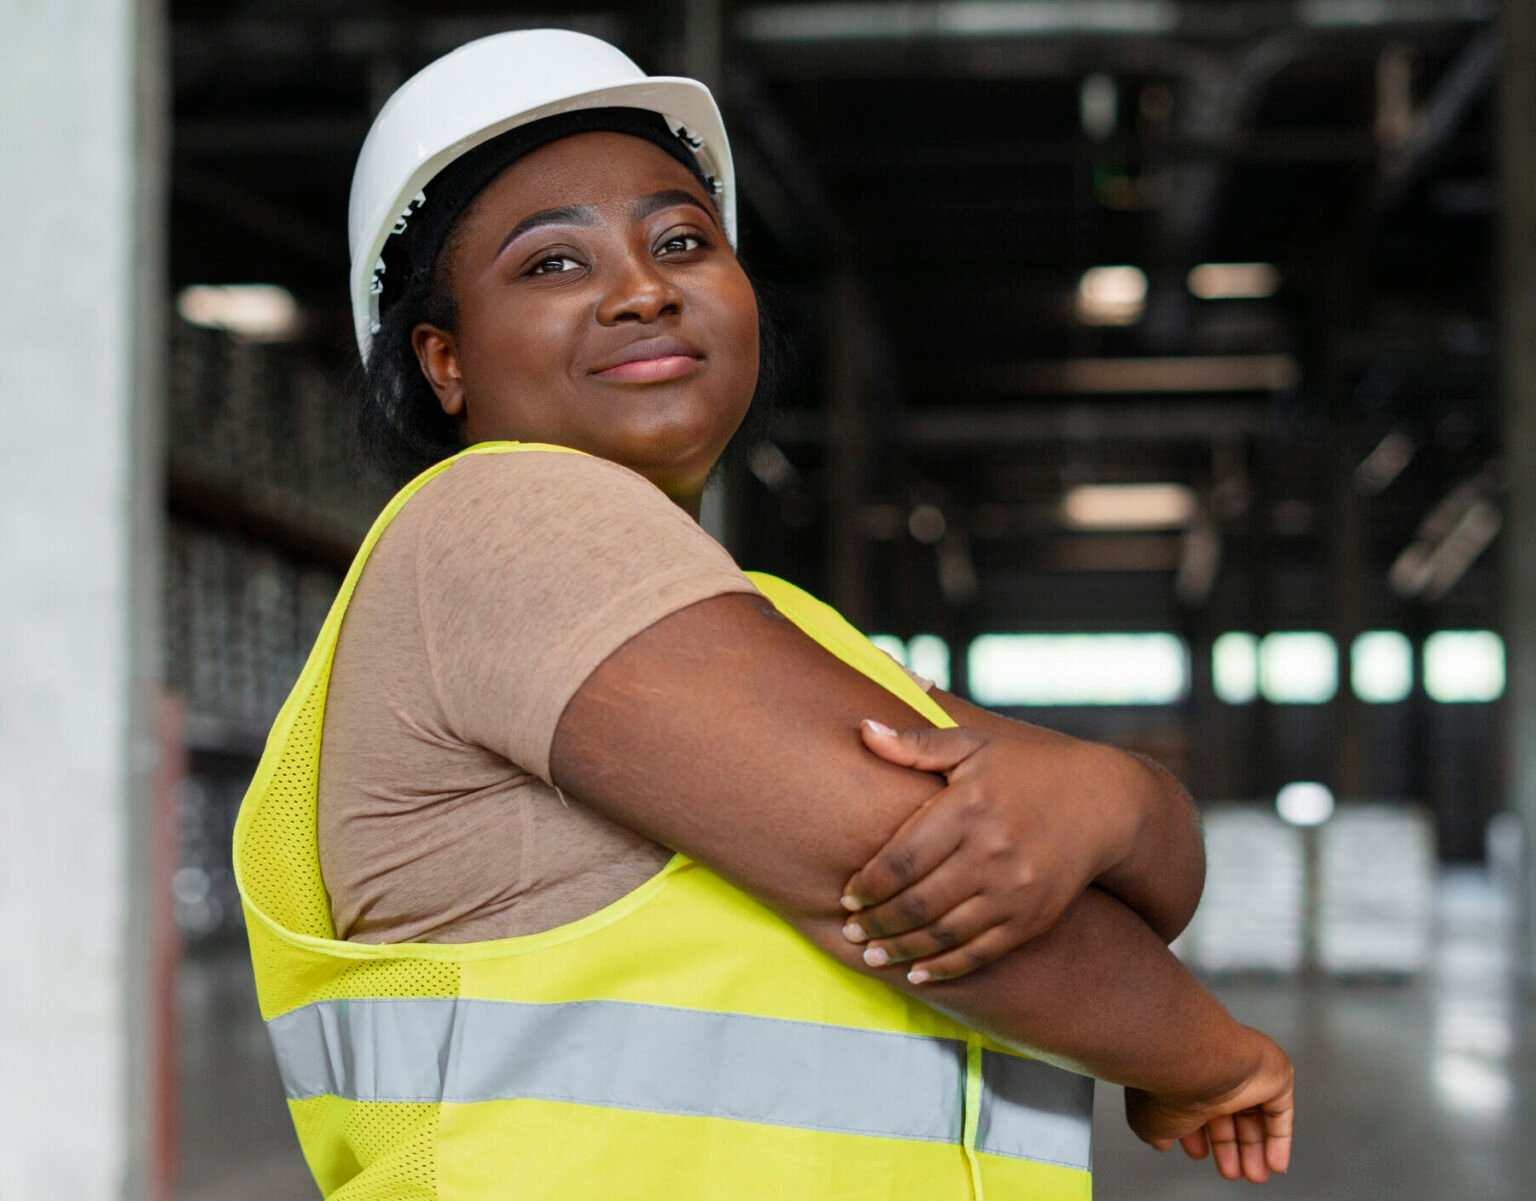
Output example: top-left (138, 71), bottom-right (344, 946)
top-left (906, 634), bottom-right (952, 691)
top-left (1424, 630), bottom-right (1504, 703)
top-left (967, 633), bottom-right (1187, 706)
top-left (1213, 632), bottom-right (1260, 704)
top-left (1258, 632), bottom-right (1337, 704)
top-left (867, 633), bottom-right (952, 691)
top-left (1351, 631), bottom-right (1413, 704)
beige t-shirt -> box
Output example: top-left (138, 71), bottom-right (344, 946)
top-left (317, 449), bottom-right (930, 944)
top-left (316, 450), bottom-right (751, 943)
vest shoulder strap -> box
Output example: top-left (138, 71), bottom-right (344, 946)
top-left (744, 571), bottom-right (955, 730)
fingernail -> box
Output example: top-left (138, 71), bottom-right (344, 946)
top-left (842, 922), bottom-right (867, 942)
top-left (840, 895), bottom-right (863, 911)
top-left (862, 718), bottom-right (896, 737)
top-left (863, 946), bottom-right (889, 967)
top-left (907, 969), bottom-right (930, 984)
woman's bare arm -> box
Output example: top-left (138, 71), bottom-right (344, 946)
top-left (550, 591), bottom-right (1268, 1103)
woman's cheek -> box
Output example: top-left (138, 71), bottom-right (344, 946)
top-left (707, 272), bottom-right (761, 368)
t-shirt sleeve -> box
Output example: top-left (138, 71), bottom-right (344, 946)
top-left (409, 450), bottom-right (761, 785)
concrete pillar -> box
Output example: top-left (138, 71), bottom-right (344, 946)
top-left (825, 263), bottom-right (874, 626)
top-left (0, 0), bottom-right (166, 1195)
top-left (1500, 0), bottom-right (1536, 990)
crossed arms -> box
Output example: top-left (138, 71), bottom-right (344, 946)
top-left (550, 591), bottom-right (1292, 1180)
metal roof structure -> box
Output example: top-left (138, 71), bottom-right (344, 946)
top-left (166, 0), bottom-right (1507, 842)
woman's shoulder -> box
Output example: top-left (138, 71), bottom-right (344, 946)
top-left (368, 444), bottom-right (756, 784)
top-left (393, 446), bottom-right (749, 600)
top-left (411, 444), bottom-right (649, 498)
top-left (405, 446), bottom-right (694, 540)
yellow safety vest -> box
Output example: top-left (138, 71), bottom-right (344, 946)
top-left (233, 441), bottom-right (1094, 1200)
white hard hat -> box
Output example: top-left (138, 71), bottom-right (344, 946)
top-left (347, 28), bottom-right (737, 362)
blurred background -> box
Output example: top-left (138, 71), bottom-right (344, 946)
top-left (3, 0), bottom-right (1535, 1197)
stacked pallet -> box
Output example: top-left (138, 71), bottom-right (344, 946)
top-left (1179, 806), bottom-right (1307, 974)
top-left (1316, 803), bottom-right (1435, 976)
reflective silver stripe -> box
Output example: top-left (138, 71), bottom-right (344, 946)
top-left (977, 1049), bottom-right (1095, 1171)
top-left (268, 996), bottom-right (1091, 1165)
top-left (270, 997), bottom-right (965, 1142)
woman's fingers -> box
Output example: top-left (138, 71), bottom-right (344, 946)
top-left (856, 720), bottom-right (990, 777)
top-left (1125, 1049), bottom-right (1294, 1180)
top-left (842, 857), bottom-right (977, 945)
top-left (1205, 1113), bottom-right (1242, 1180)
top-left (840, 779), bottom-right (968, 912)
top-left (1264, 1085), bottom-right (1295, 1174)
top-left (1235, 1109), bottom-right (1270, 1183)
top-left (846, 892), bottom-right (994, 970)
top-left (889, 906), bottom-right (1025, 982)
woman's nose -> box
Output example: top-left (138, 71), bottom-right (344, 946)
top-left (595, 253), bottom-right (683, 324)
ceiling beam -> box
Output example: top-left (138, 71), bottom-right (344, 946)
top-left (737, 1), bottom-right (1491, 45)
top-left (774, 400), bottom-right (1270, 444)
top-left (1365, 28), bottom-right (1498, 219)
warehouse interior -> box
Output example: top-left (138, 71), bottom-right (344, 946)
top-left (3, 1), bottom-right (1535, 1198)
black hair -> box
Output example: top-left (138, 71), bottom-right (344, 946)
top-left (357, 238), bottom-right (464, 486)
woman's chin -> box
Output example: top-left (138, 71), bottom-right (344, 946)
top-left (602, 429), bottom-right (726, 495)
top-left (606, 406), bottom-right (740, 466)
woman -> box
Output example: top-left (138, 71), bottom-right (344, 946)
top-left (233, 28), bottom-right (1293, 1200)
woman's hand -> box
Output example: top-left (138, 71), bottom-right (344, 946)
top-left (838, 719), bottom-right (1142, 983)
top-left (1124, 1026), bottom-right (1295, 1184)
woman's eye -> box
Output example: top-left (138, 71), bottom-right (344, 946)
top-left (658, 234), bottom-right (704, 255)
top-left (529, 255), bottom-right (582, 275)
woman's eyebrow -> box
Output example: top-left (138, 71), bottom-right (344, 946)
top-left (630, 189), bottom-right (716, 225)
top-left (497, 204), bottom-right (597, 256)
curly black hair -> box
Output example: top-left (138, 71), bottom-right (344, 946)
top-left (356, 237), bottom-right (462, 486)
top-left (355, 232), bottom-right (792, 490)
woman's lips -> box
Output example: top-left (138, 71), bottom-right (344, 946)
top-left (592, 355), bottom-right (702, 383)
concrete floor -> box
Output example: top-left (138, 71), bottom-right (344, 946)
top-left (177, 869), bottom-right (1534, 1200)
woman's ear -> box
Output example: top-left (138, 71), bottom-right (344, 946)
top-left (411, 323), bottom-right (466, 418)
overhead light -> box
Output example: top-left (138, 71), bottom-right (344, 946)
top-left (1186, 262), bottom-right (1281, 300)
top-left (1297, 0), bottom-right (1493, 29)
top-left (1076, 265), bottom-right (1147, 326)
top-left (1079, 73), bottom-right (1118, 142)
top-left (1355, 429), bottom-right (1416, 495)
top-left (907, 503), bottom-right (948, 544)
top-left (1061, 482), bottom-right (1195, 529)
top-left (1175, 508), bottom-right (1221, 605)
top-left (1389, 476), bottom-right (1501, 600)
top-left (937, 529), bottom-right (978, 604)
top-left (1419, 501), bottom-right (1501, 601)
top-left (1276, 782), bottom-right (1335, 827)
top-left (1015, 353), bottom-right (1300, 393)
top-left (177, 284), bottom-right (300, 341)
top-left (746, 441), bottom-right (801, 494)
